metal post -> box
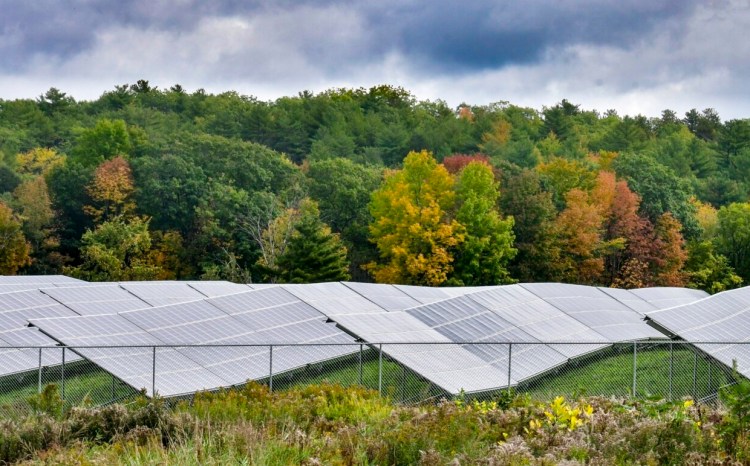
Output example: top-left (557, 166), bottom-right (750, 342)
top-left (359, 345), bottom-right (363, 385)
top-left (693, 353), bottom-right (698, 400)
top-left (112, 375), bottom-right (116, 400)
top-left (152, 346), bottom-right (156, 397)
top-left (269, 345), bottom-right (274, 392)
top-left (507, 343), bottom-right (513, 392)
top-left (38, 348), bottom-right (42, 394)
top-left (708, 358), bottom-right (712, 392)
top-left (669, 342), bottom-right (673, 401)
top-left (401, 364), bottom-right (406, 401)
top-left (632, 342), bottom-right (637, 397)
top-left (378, 344), bottom-right (383, 396)
top-left (61, 347), bottom-right (66, 400)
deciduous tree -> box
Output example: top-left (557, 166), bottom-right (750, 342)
top-left (0, 203), bottom-right (31, 274)
top-left (451, 162), bottom-right (516, 285)
top-left (84, 156), bottom-right (136, 222)
top-left (367, 150), bottom-right (464, 285)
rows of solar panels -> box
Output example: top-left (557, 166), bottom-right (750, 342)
top-left (645, 287), bottom-right (750, 383)
top-left (0, 276), bottom-right (710, 397)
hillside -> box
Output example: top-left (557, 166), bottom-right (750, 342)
top-left (0, 83), bottom-right (747, 290)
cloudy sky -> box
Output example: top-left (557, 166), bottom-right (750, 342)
top-left (1, 0), bottom-right (749, 119)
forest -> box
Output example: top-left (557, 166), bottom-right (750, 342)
top-left (0, 82), bottom-right (748, 292)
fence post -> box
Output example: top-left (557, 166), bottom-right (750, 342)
top-left (269, 345), bottom-right (274, 392)
top-left (152, 346), bottom-right (156, 397)
top-left (359, 344), bottom-right (363, 385)
top-left (632, 342), bottom-right (637, 397)
top-left (61, 347), bottom-right (66, 400)
top-left (708, 358), bottom-right (712, 392)
top-left (38, 348), bottom-right (42, 394)
top-left (378, 343), bottom-right (383, 396)
top-left (507, 343), bottom-right (513, 392)
top-left (669, 342), bottom-right (673, 401)
top-left (693, 353), bottom-right (698, 400)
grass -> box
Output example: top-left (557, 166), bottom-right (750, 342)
top-left (0, 363), bottom-right (136, 417)
top-left (4, 382), bottom-right (746, 465)
top-left (522, 344), bottom-right (733, 401)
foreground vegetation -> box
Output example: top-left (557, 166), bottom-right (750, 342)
top-left (1, 381), bottom-right (749, 464)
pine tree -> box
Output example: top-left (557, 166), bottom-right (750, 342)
top-left (275, 200), bottom-right (350, 283)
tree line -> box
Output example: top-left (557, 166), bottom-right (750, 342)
top-left (0, 82), bottom-right (748, 292)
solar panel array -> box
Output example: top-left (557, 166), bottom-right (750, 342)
top-left (0, 275), bottom-right (715, 398)
top-left (30, 287), bottom-right (358, 396)
top-left (645, 287), bottom-right (750, 379)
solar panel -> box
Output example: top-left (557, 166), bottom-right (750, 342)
top-left (0, 290), bottom-right (76, 331)
top-left (0, 327), bottom-right (79, 367)
top-left (186, 281), bottom-right (253, 297)
top-left (283, 283), bottom-right (386, 315)
top-left (597, 287), bottom-right (659, 314)
top-left (208, 289), bottom-right (358, 381)
top-left (629, 287), bottom-right (709, 309)
top-left (0, 275), bottom-right (83, 285)
top-left (341, 282), bottom-right (422, 311)
top-left (392, 285), bottom-right (453, 304)
top-left (119, 281), bottom-right (207, 307)
top-left (518, 283), bottom-right (666, 341)
top-left (41, 285), bottom-right (151, 315)
top-left (332, 311), bottom-right (512, 393)
top-left (645, 286), bottom-right (750, 381)
top-left (29, 314), bottom-right (231, 396)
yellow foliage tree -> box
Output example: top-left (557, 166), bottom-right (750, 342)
top-left (15, 147), bottom-right (66, 176)
top-left (366, 150), bottom-right (464, 285)
top-left (84, 156), bottom-right (136, 222)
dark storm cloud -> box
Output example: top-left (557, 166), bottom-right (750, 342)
top-left (359, 0), bottom-right (696, 71)
top-left (1, 0), bottom-right (698, 73)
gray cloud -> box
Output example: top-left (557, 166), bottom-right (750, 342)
top-left (0, 0), bottom-right (748, 119)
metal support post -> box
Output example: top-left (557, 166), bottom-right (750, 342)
top-left (61, 347), bottom-right (66, 400)
top-left (708, 359), bottom-right (712, 392)
top-left (669, 342), bottom-right (673, 401)
top-left (507, 343), bottom-right (513, 392)
top-left (693, 353), bottom-right (698, 400)
top-left (38, 348), bottom-right (42, 394)
top-left (269, 345), bottom-right (274, 392)
top-left (632, 342), bottom-right (637, 397)
top-left (359, 345), bottom-right (363, 385)
top-left (378, 344), bottom-right (383, 396)
top-left (152, 346), bottom-right (156, 397)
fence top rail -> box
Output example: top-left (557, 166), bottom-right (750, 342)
top-left (0, 340), bottom-right (748, 349)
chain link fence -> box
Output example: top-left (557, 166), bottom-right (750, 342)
top-left (0, 341), bottom-right (741, 416)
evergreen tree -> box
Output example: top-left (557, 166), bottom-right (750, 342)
top-left (275, 200), bottom-right (350, 283)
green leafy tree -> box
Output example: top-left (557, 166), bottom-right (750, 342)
top-left (306, 158), bottom-right (382, 280)
top-left (501, 169), bottom-right (559, 282)
top-left (46, 163), bottom-right (95, 259)
top-left (71, 118), bottom-right (132, 167)
top-left (66, 216), bottom-right (160, 281)
top-left (274, 199), bottom-right (351, 283)
top-left (613, 152), bottom-right (700, 239)
top-left (451, 162), bottom-right (516, 285)
top-left (0, 202), bottom-right (31, 274)
top-left (715, 203), bottom-right (750, 282)
top-left (367, 150), bottom-right (464, 285)
top-left (686, 241), bottom-right (742, 293)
